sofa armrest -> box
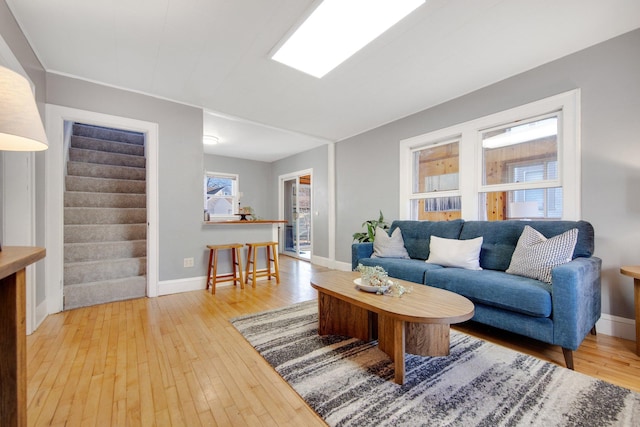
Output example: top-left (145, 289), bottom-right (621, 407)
top-left (551, 256), bottom-right (602, 350)
top-left (352, 243), bottom-right (374, 271)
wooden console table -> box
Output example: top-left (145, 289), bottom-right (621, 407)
top-left (620, 266), bottom-right (640, 356)
top-left (0, 246), bottom-right (46, 427)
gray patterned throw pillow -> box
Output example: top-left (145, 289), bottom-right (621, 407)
top-left (506, 225), bottom-right (578, 283)
top-left (371, 227), bottom-right (410, 259)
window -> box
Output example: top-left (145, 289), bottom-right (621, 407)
top-left (479, 114), bottom-right (561, 220)
top-left (400, 90), bottom-right (580, 221)
top-left (204, 172), bottom-right (239, 218)
top-left (409, 140), bottom-right (462, 221)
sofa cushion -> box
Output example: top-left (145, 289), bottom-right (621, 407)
top-left (426, 236), bottom-right (483, 270)
top-left (358, 257), bottom-right (443, 285)
top-left (459, 220), bottom-right (594, 271)
top-left (371, 227), bottom-right (410, 259)
top-left (426, 269), bottom-right (553, 317)
top-left (389, 219), bottom-right (464, 260)
top-left (506, 226), bottom-right (578, 283)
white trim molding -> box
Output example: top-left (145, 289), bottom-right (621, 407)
top-left (45, 104), bottom-right (160, 313)
top-left (596, 313), bottom-right (636, 342)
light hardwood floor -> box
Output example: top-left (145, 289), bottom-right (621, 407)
top-left (27, 257), bottom-right (640, 426)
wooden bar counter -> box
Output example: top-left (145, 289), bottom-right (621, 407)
top-left (0, 246), bottom-right (46, 427)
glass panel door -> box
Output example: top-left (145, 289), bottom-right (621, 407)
top-left (283, 174), bottom-right (311, 260)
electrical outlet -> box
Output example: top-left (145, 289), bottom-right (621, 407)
top-left (183, 257), bottom-right (194, 268)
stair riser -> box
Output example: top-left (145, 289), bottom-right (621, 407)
top-left (69, 148), bottom-right (146, 168)
top-left (68, 162), bottom-right (146, 181)
top-left (64, 208), bottom-right (146, 225)
top-left (64, 258), bottom-right (146, 285)
top-left (71, 135), bottom-right (145, 156)
top-left (65, 176), bottom-right (146, 194)
top-left (65, 192), bottom-right (146, 208)
top-left (65, 224), bottom-right (146, 243)
top-left (64, 276), bottom-right (147, 310)
top-left (73, 123), bottom-right (144, 145)
top-left (65, 241), bottom-right (146, 263)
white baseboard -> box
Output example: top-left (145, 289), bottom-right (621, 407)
top-left (308, 255), bottom-right (352, 272)
top-left (334, 260), bottom-right (352, 271)
top-left (596, 313), bottom-right (636, 341)
top-left (158, 275), bottom-right (251, 295)
top-left (31, 299), bottom-right (49, 334)
top-left (309, 255), bottom-right (330, 268)
top-left (158, 276), bottom-right (207, 295)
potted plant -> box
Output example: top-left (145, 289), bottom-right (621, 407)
top-left (352, 210), bottom-right (389, 243)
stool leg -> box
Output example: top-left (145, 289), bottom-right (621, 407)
top-left (272, 244), bottom-right (280, 284)
top-left (206, 249), bottom-right (214, 290)
top-left (236, 247), bottom-right (245, 289)
top-left (266, 245), bottom-right (272, 280)
top-left (245, 245), bottom-right (252, 285)
top-left (212, 249), bottom-right (219, 294)
top-left (231, 248), bottom-right (238, 288)
top-left (251, 246), bottom-right (258, 288)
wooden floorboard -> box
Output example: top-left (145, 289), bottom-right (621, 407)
top-left (27, 257), bottom-right (640, 426)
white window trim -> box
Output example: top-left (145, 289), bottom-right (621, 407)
top-left (204, 171), bottom-right (240, 218)
top-left (400, 89), bottom-right (581, 220)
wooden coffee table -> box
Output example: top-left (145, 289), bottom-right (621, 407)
top-left (310, 270), bottom-right (474, 385)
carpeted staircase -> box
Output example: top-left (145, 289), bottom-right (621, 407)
top-left (64, 123), bottom-right (147, 310)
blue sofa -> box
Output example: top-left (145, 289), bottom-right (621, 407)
top-left (352, 219), bottom-right (602, 369)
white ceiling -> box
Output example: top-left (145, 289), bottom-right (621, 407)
top-left (7, 0), bottom-right (640, 162)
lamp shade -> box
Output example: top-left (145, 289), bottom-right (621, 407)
top-left (0, 65), bottom-right (48, 151)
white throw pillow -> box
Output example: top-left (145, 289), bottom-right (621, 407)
top-left (425, 236), bottom-right (483, 270)
top-left (506, 225), bottom-right (578, 284)
top-left (371, 227), bottom-right (410, 259)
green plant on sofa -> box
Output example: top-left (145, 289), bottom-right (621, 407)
top-left (352, 210), bottom-right (389, 243)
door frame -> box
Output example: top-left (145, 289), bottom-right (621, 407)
top-left (45, 105), bottom-right (160, 313)
top-left (278, 169), bottom-right (313, 260)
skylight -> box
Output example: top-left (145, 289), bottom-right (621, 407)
top-left (272, 0), bottom-right (425, 78)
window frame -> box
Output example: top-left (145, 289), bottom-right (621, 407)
top-left (399, 89), bottom-right (580, 221)
top-left (204, 171), bottom-right (240, 219)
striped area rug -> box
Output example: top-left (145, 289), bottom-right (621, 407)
top-left (230, 300), bottom-right (640, 427)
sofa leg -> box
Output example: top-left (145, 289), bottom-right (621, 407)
top-left (562, 348), bottom-right (574, 370)
top-left (590, 325), bottom-right (597, 336)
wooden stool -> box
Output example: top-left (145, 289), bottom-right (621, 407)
top-left (206, 244), bottom-right (244, 294)
top-left (245, 242), bottom-right (280, 288)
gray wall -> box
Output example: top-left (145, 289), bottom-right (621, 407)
top-left (0, 1), bottom-right (47, 305)
top-left (46, 74), bottom-right (205, 282)
top-left (272, 144), bottom-right (330, 258)
top-left (336, 29), bottom-right (640, 320)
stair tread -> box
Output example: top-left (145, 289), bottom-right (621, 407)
top-left (65, 239), bottom-right (146, 246)
top-left (73, 123), bottom-right (144, 145)
top-left (64, 206), bottom-right (146, 210)
top-left (70, 147), bottom-right (145, 160)
top-left (65, 223), bottom-right (147, 227)
top-left (67, 161), bottom-right (146, 171)
top-left (64, 276), bottom-right (147, 290)
top-left (65, 256), bottom-right (146, 266)
top-left (71, 136), bottom-right (145, 155)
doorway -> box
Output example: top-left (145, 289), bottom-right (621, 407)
top-left (45, 104), bottom-right (159, 314)
top-left (281, 171), bottom-right (312, 260)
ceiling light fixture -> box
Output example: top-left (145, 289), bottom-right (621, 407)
top-left (203, 135), bottom-right (219, 145)
top-left (272, 0), bottom-right (425, 78)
